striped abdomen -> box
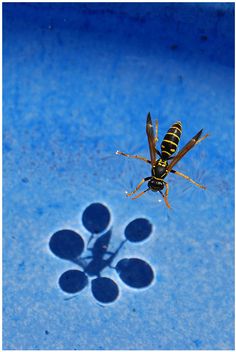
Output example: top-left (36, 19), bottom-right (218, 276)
top-left (161, 121), bottom-right (182, 160)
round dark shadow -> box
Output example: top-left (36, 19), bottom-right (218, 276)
top-left (125, 218), bottom-right (152, 242)
top-left (49, 229), bottom-right (84, 260)
top-left (116, 258), bottom-right (154, 288)
top-left (59, 270), bottom-right (88, 294)
top-left (82, 203), bottom-right (110, 234)
top-left (91, 277), bottom-right (119, 303)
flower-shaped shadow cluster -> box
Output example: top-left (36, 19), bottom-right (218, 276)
top-left (49, 203), bottom-right (154, 304)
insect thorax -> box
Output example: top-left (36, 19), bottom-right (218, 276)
top-left (152, 159), bottom-right (168, 179)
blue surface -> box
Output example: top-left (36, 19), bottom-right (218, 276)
top-left (3, 2), bottom-right (234, 350)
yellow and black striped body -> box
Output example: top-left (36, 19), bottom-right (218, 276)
top-left (161, 121), bottom-right (182, 160)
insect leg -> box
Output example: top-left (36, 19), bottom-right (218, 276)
top-left (116, 151), bottom-right (151, 164)
top-left (162, 182), bottom-right (171, 209)
top-left (195, 133), bottom-right (209, 145)
top-left (131, 188), bottom-right (150, 200)
top-left (126, 177), bottom-right (151, 197)
top-left (159, 190), bottom-right (171, 209)
top-left (171, 170), bottom-right (206, 189)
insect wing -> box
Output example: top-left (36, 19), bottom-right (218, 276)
top-left (146, 113), bottom-right (157, 166)
top-left (167, 129), bottom-right (203, 172)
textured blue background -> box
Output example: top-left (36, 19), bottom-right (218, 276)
top-left (3, 2), bottom-right (234, 350)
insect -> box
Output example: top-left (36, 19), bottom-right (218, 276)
top-left (116, 113), bottom-right (209, 209)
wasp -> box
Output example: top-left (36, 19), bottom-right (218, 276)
top-left (116, 113), bottom-right (209, 209)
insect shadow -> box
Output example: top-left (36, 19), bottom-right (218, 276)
top-left (49, 203), bottom-right (154, 304)
top-left (49, 227), bottom-right (125, 303)
top-left (74, 229), bottom-right (126, 277)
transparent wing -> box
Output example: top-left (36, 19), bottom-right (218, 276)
top-left (146, 112), bottom-right (157, 166)
top-left (167, 129), bottom-right (203, 172)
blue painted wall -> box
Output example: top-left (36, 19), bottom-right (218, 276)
top-left (3, 3), bottom-right (234, 349)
